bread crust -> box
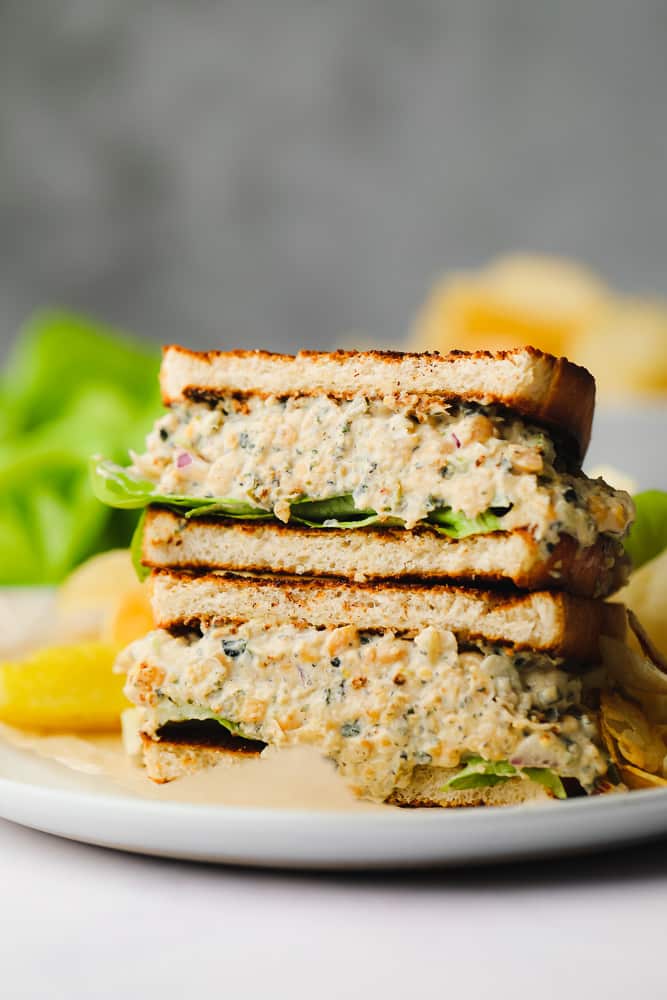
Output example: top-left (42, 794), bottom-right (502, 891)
top-left (385, 767), bottom-right (551, 807)
top-left (160, 345), bottom-right (595, 460)
top-left (141, 734), bottom-right (261, 784)
top-left (142, 508), bottom-right (629, 598)
top-left (148, 567), bottom-right (627, 661)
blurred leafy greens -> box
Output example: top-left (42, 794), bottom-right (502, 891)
top-left (0, 311), bottom-right (161, 584)
top-left (624, 491), bottom-right (667, 570)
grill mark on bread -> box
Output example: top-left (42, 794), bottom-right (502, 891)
top-left (163, 343), bottom-right (584, 367)
top-left (142, 509), bottom-right (629, 598)
top-left (160, 344), bottom-right (595, 460)
top-left (178, 387), bottom-right (582, 467)
top-left (148, 567), bottom-right (627, 660)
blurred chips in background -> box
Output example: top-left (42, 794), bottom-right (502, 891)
top-left (412, 255), bottom-right (667, 400)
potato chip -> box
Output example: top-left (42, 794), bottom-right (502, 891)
top-left (102, 586), bottom-right (155, 646)
top-left (575, 299), bottom-right (667, 400)
top-left (0, 642), bottom-right (129, 732)
top-left (628, 609), bottom-right (667, 672)
top-left (618, 765), bottom-right (667, 790)
top-left (600, 636), bottom-right (667, 695)
top-left (622, 688), bottom-right (667, 724)
top-left (411, 254), bottom-right (610, 358)
top-left (58, 549), bottom-right (137, 615)
top-left (409, 253), bottom-right (667, 401)
top-left (600, 691), bottom-right (666, 774)
top-left (600, 715), bottom-right (620, 764)
top-left (616, 554), bottom-right (667, 662)
top-left (57, 548), bottom-right (154, 649)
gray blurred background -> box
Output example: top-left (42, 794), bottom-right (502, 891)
top-left (1, 0), bottom-right (667, 356)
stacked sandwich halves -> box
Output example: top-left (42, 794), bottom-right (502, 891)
top-left (98, 346), bottom-right (635, 806)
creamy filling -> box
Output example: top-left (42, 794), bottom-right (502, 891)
top-left (118, 622), bottom-right (608, 800)
top-left (131, 396), bottom-right (633, 547)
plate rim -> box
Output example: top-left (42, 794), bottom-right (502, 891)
top-left (2, 768), bottom-right (667, 870)
top-left (2, 769), bottom-right (667, 824)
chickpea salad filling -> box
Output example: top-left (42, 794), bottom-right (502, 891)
top-left (118, 621), bottom-right (611, 802)
top-left (112, 395), bottom-right (632, 551)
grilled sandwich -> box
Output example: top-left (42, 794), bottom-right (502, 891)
top-left (117, 571), bottom-right (627, 804)
top-left (93, 346), bottom-right (633, 597)
top-left (97, 344), bottom-right (635, 806)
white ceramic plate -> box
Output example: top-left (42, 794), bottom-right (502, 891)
top-left (2, 742), bottom-right (667, 869)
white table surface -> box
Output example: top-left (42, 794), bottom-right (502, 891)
top-left (2, 406), bottom-right (667, 999)
top-left (2, 817), bottom-right (667, 999)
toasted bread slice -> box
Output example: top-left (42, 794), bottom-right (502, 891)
top-left (385, 767), bottom-right (552, 807)
top-left (160, 345), bottom-right (595, 459)
top-left (139, 722), bottom-right (264, 783)
top-left (149, 568), bottom-right (626, 660)
top-left (141, 508), bottom-right (629, 598)
top-left (140, 735), bottom-right (551, 804)
top-left (141, 735), bottom-right (260, 784)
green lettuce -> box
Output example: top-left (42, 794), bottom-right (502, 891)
top-left (521, 767), bottom-right (568, 799)
top-left (92, 458), bottom-right (505, 539)
top-left (443, 755), bottom-right (567, 799)
top-left (290, 494), bottom-right (377, 523)
top-left (214, 716), bottom-right (251, 739)
top-left (172, 710), bottom-right (252, 739)
top-left (130, 509), bottom-right (150, 583)
top-left (0, 313), bottom-right (162, 584)
top-left (90, 459), bottom-right (268, 517)
top-left (160, 712), bottom-right (254, 740)
top-left (428, 507), bottom-right (502, 538)
top-left (289, 494), bottom-right (401, 529)
top-left (624, 490), bottom-right (667, 570)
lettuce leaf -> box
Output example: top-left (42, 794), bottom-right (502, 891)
top-left (182, 502), bottom-right (271, 520)
top-left (428, 507), bottom-right (502, 538)
top-left (443, 756), bottom-right (518, 790)
top-left (289, 495), bottom-right (371, 521)
top-left (214, 716), bottom-right (250, 738)
top-left (624, 490), bottom-right (667, 570)
top-left (93, 459), bottom-right (506, 544)
top-left (443, 755), bottom-right (567, 798)
top-left (522, 767), bottom-right (567, 800)
top-left (130, 509), bottom-right (150, 583)
top-left (90, 459), bottom-right (268, 517)
top-left (291, 512), bottom-right (388, 529)
top-left (171, 710), bottom-right (251, 739)
top-left (0, 313), bottom-right (162, 584)
top-left (290, 496), bottom-right (400, 529)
